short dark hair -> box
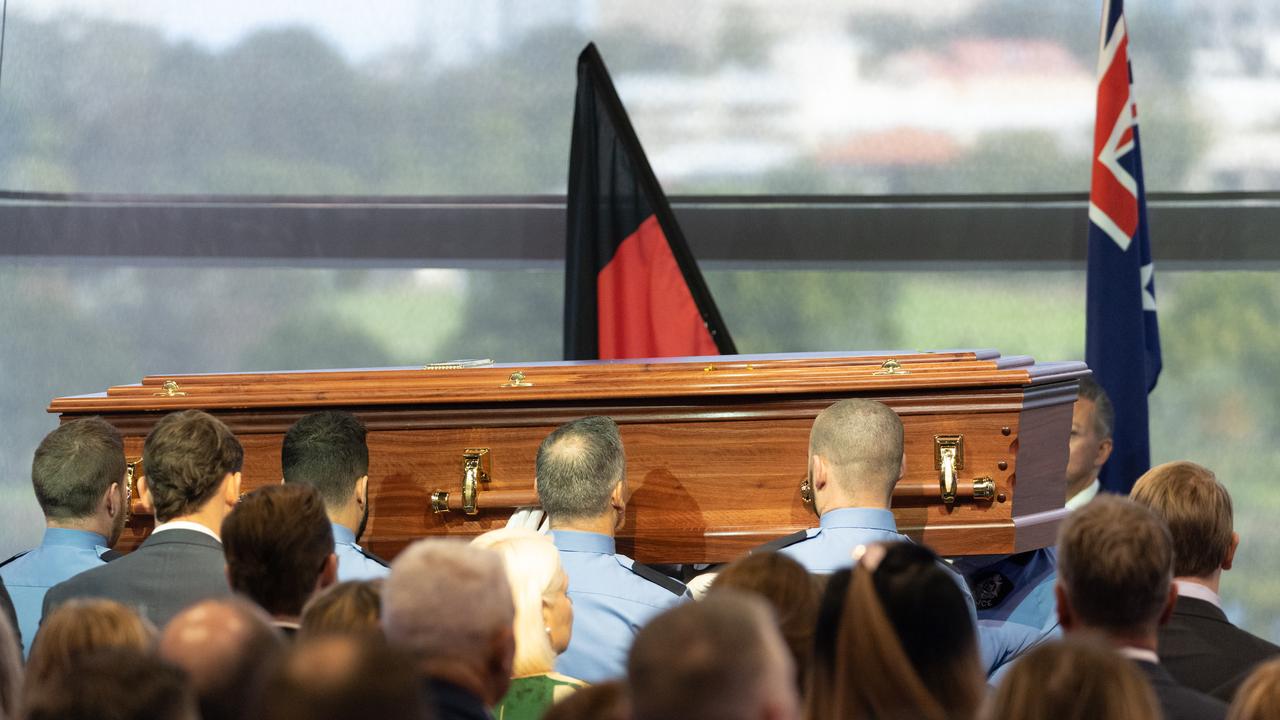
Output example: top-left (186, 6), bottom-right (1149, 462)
top-left (143, 410), bottom-right (243, 523)
top-left (809, 399), bottom-right (904, 498)
top-left (223, 484), bottom-right (334, 617)
top-left (1057, 495), bottom-right (1174, 632)
top-left (282, 411), bottom-right (369, 510)
top-left (535, 416), bottom-right (625, 521)
top-left (31, 417), bottom-right (125, 520)
top-left (1077, 376), bottom-right (1115, 440)
top-left (22, 647), bottom-right (195, 720)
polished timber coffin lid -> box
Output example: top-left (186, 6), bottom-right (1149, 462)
top-left (50, 350), bottom-right (1088, 561)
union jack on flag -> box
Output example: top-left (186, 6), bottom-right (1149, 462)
top-left (1085, 0), bottom-right (1162, 494)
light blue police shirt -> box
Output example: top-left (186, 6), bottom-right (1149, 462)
top-left (773, 506), bottom-right (1043, 677)
top-left (331, 523), bottom-right (389, 582)
top-left (0, 528), bottom-right (112, 656)
top-left (551, 530), bottom-right (689, 683)
top-left (778, 507), bottom-right (906, 573)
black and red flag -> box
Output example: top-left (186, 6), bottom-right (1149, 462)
top-left (564, 43), bottom-right (736, 360)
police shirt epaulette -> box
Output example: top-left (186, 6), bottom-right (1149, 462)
top-left (751, 529), bottom-right (810, 555)
top-left (630, 562), bottom-right (689, 597)
top-left (99, 549), bottom-right (124, 562)
top-left (0, 551), bottom-right (28, 569)
top-left (359, 546), bottom-right (390, 568)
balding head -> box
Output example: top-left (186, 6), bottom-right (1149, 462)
top-left (159, 597), bottom-right (285, 720)
top-left (255, 634), bottom-right (431, 720)
top-left (629, 591), bottom-right (798, 720)
top-left (809, 400), bottom-right (904, 511)
top-left (535, 416), bottom-right (627, 524)
top-left (383, 540), bottom-right (515, 704)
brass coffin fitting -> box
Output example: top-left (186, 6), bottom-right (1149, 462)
top-left (934, 435), bottom-right (964, 506)
top-left (873, 358), bottom-right (910, 376)
top-left (502, 371), bottom-right (533, 388)
top-left (431, 449), bottom-right (491, 516)
top-left (153, 380), bottom-right (186, 397)
top-left (932, 435), bottom-right (998, 506)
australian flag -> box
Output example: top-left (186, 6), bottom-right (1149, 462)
top-left (1086, 0), bottom-right (1162, 494)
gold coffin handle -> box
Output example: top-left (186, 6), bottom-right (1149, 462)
top-left (431, 448), bottom-right (490, 516)
top-left (935, 435), bottom-right (963, 506)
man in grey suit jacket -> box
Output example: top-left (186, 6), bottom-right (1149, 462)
top-left (44, 410), bottom-right (243, 628)
top-left (1057, 496), bottom-right (1227, 720)
top-left (1132, 461), bottom-right (1279, 701)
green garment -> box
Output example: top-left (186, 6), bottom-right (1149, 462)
top-left (493, 672), bottom-right (586, 720)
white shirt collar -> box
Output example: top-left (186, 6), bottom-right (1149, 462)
top-left (151, 520), bottom-right (221, 542)
top-left (1174, 580), bottom-right (1223, 609)
top-left (1066, 479), bottom-right (1101, 511)
top-left (1116, 646), bottom-right (1160, 665)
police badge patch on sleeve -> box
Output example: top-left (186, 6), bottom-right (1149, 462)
top-left (970, 571), bottom-right (1014, 610)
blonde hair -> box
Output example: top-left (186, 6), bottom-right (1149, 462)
top-left (301, 580), bottom-right (383, 639)
top-left (470, 528), bottom-right (565, 676)
top-left (982, 637), bottom-right (1161, 720)
top-left (1228, 657), bottom-right (1280, 720)
top-left (26, 599), bottom-right (155, 693)
top-left (1131, 460), bottom-right (1233, 578)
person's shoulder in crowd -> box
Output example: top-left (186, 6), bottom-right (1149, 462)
top-left (1135, 660), bottom-right (1229, 720)
top-left (1160, 594), bottom-right (1280, 701)
top-left (43, 528), bottom-right (229, 628)
top-left (0, 528), bottom-right (119, 656)
top-left (332, 532), bottom-right (389, 582)
top-left (773, 508), bottom-right (906, 574)
top-left (955, 547), bottom-right (1059, 632)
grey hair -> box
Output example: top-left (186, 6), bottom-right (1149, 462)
top-left (382, 540), bottom-right (513, 665)
top-left (535, 416), bottom-right (626, 522)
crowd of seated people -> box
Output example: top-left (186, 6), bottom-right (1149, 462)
top-left (1, 386), bottom-right (1279, 720)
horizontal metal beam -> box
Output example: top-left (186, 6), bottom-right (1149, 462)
top-left (2, 191), bottom-right (1279, 270)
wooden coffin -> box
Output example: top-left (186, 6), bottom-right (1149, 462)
top-left (48, 350), bottom-right (1087, 562)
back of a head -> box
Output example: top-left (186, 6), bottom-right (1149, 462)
top-left (159, 597), bottom-right (286, 720)
top-left (983, 636), bottom-right (1160, 720)
top-left (1131, 460), bottom-right (1233, 579)
top-left (535, 416), bottom-right (625, 522)
top-left (144, 410), bottom-right (243, 523)
top-left (282, 411), bottom-right (369, 510)
top-left (31, 416), bottom-right (125, 522)
top-left (1057, 495), bottom-right (1174, 633)
top-left (808, 543), bottom-right (982, 720)
top-left (710, 552), bottom-right (821, 687)
top-left (383, 539), bottom-right (514, 671)
top-left (1076, 376), bottom-right (1116, 439)
top-left (629, 591), bottom-right (797, 720)
top-left (22, 647), bottom-right (196, 720)
top-left (300, 580), bottom-right (383, 640)
top-left (223, 483), bottom-right (334, 617)
top-left (1228, 657), bottom-right (1280, 720)
top-left (26, 598), bottom-right (154, 693)
top-left (470, 528), bottom-right (565, 676)
top-left (809, 399), bottom-right (903, 499)
top-left (254, 634), bottom-right (432, 720)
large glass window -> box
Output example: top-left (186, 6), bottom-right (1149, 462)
top-left (2, 1), bottom-right (1275, 194)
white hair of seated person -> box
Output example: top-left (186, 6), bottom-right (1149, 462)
top-left (471, 528), bottom-right (572, 677)
top-left (383, 540), bottom-right (516, 703)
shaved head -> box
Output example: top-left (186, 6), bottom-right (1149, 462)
top-left (159, 597), bottom-right (285, 720)
top-left (810, 399), bottom-right (904, 501)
